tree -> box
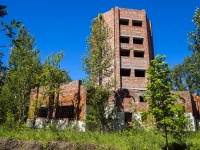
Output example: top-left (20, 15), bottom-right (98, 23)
top-left (0, 4), bottom-right (21, 48)
top-left (39, 51), bottom-right (71, 120)
top-left (0, 4), bottom-right (9, 92)
top-left (145, 55), bottom-right (191, 148)
top-left (0, 53), bottom-right (7, 90)
top-left (0, 26), bottom-right (41, 124)
top-left (0, 4), bottom-right (7, 18)
top-left (82, 14), bottom-right (114, 132)
top-left (170, 64), bottom-right (187, 91)
top-left (0, 4), bottom-right (21, 94)
top-left (171, 7), bottom-right (200, 95)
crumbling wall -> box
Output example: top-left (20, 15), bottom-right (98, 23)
top-left (28, 80), bottom-right (86, 121)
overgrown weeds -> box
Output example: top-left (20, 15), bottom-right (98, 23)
top-left (0, 125), bottom-right (199, 150)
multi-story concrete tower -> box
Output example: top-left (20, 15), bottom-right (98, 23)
top-left (103, 7), bottom-right (154, 125)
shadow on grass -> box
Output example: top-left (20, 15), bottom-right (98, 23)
top-left (162, 142), bottom-right (187, 150)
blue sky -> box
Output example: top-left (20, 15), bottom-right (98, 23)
top-left (1, 0), bottom-right (200, 80)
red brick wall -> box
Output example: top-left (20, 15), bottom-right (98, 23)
top-left (179, 91), bottom-right (193, 112)
top-left (103, 7), bottom-right (154, 90)
top-left (103, 8), bottom-right (198, 121)
top-left (29, 80), bottom-right (86, 120)
top-left (121, 90), bottom-right (196, 114)
top-left (192, 94), bottom-right (200, 119)
top-left (119, 89), bottom-right (148, 112)
top-left (59, 80), bottom-right (86, 120)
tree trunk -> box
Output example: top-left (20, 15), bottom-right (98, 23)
top-left (165, 125), bottom-right (169, 150)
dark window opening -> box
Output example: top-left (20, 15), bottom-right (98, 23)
top-left (125, 112), bottom-right (132, 124)
top-left (120, 69), bottom-right (131, 76)
top-left (119, 19), bottom-right (129, 25)
top-left (135, 70), bottom-right (145, 77)
top-left (132, 20), bottom-right (142, 27)
top-left (56, 105), bottom-right (74, 119)
top-left (139, 96), bottom-right (144, 102)
top-left (120, 49), bottom-right (130, 56)
top-left (133, 38), bottom-right (143, 44)
top-left (134, 51), bottom-right (144, 57)
top-left (37, 107), bottom-right (48, 118)
top-left (120, 37), bottom-right (129, 43)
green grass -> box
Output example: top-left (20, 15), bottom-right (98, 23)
top-left (0, 126), bottom-right (200, 150)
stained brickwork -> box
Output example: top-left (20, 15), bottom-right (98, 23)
top-left (192, 94), bottom-right (200, 119)
top-left (103, 7), bottom-right (153, 113)
top-left (102, 7), bottom-right (199, 129)
top-left (103, 7), bottom-right (154, 91)
top-left (180, 91), bottom-right (193, 112)
top-left (59, 80), bottom-right (86, 120)
top-left (29, 80), bottom-right (86, 120)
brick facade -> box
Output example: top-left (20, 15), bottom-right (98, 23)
top-left (103, 7), bottom-right (153, 114)
top-left (102, 7), bottom-right (200, 129)
top-left (29, 80), bottom-right (86, 121)
top-left (103, 7), bottom-right (154, 90)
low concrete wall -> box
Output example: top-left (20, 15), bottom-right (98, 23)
top-left (27, 118), bottom-right (85, 132)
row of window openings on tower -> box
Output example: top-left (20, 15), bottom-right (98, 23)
top-left (120, 49), bottom-right (144, 57)
top-left (120, 36), bottom-right (143, 45)
top-left (120, 69), bottom-right (145, 77)
top-left (119, 19), bottom-right (142, 27)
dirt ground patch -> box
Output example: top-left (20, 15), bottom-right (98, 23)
top-left (0, 138), bottom-right (114, 150)
top-left (0, 139), bottom-right (43, 150)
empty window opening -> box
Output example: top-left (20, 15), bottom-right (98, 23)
top-left (56, 105), bottom-right (74, 119)
top-left (119, 19), bottom-right (129, 25)
top-left (139, 96), bottom-right (144, 102)
top-left (120, 36), bottom-right (129, 44)
top-left (134, 51), bottom-right (144, 57)
top-left (132, 20), bottom-right (142, 27)
top-left (133, 38), bottom-right (143, 44)
top-left (135, 70), bottom-right (145, 77)
top-left (120, 69), bottom-right (131, 76)
top-left (120, 49), bottom-right (130, 56)
top-left (125, 112), bottom-right (132, 125)
top-left (37, 107), bottom-right (48, 118)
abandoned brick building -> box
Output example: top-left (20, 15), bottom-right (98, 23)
top-left (28, 80), bottom-right (86, 130)
top-left (101, 7), bottom-right (154, 129)
top-left (28, 7), bottom-right (200, 131)
top-left (102, 7), bottom-right (200, 130)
